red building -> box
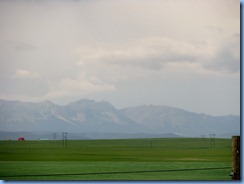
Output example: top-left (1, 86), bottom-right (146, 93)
top-left (18, 137), bottom-right (25, 141)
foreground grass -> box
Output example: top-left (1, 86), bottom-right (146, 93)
top-left (0, 138), bottom-right (232, 180)
top-left (0, 161), bottom-right (231, 180)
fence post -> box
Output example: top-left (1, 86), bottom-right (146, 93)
top-left (232, 136), bottom-right (240, 180)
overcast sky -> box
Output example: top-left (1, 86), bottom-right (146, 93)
top-left (0, 0), bottom-right (240, 116)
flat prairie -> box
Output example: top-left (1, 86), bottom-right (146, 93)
top-left (0, 138), bottom-right (232, 180)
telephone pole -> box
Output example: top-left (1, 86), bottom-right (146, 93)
top-left (209, 134), bottom-right (216, 147)
top-left (53, 132), bottom-right (57, 140)
top-left (62, 132), bottom-right (68, 147)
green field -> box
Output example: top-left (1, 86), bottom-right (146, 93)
top-left (0, 138), bottom-right (232, 180)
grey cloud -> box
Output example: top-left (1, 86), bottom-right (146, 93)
top-left (203, 34), bottom-right (240, 73)
top-left (2, 40), bottom-right (36, 50)
top-left (110, 53), bottom-right (198, 71)
top-left (205, 26), bottom-right (223, 34)
top-left (205, 49), bottom-right (240, 73)
top-left (12, 41), bottom-right (37, 52)
top-left (76, 34), bottom-right (240, 75)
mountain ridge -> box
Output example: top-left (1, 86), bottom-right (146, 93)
top-left (0, 99), bottom-right (240, 138)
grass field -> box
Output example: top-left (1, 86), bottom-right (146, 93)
top-left (0, 138), bottom-right (232, 180)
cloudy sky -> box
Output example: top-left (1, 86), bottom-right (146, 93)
top-left (0, 0), bottom-right (240, 116)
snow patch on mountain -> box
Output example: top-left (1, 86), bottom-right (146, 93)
top-left (0, 99), bottom-right (240, 137)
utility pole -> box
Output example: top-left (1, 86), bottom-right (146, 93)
top-left (201, 135), bottom-right (206, 148)
top-left (53, 132), bottom-right (57, 140)
top-left (231, 136), bottom-right (240, 180)
top-left (209, 134), bottom-right (216, 147)
top-left (62, 132), bottom-right (68, 147)
top-left (53, 132), bottom-right (57, 145)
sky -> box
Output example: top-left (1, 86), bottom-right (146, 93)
top-left (0, 0), bottom-right (240, 116)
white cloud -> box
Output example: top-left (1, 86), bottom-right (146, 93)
top-left (74, 35), bottom-right (239, 76)
top-left (42, 74), bottom-right (116, 100)
top-left (13, 69), bottom-right (39, 79)
top-left (0, 73), bottom-right (116, 103)
top-left (75, 37), bottom-right (203, 66)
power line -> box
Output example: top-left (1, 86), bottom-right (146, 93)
top-left (1, 166), bottom-right (231, 178)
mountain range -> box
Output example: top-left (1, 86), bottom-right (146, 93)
top-left (0, 99), bottom-right (240, 139)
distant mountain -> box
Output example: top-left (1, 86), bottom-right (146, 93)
top-left (0, 99), bottom-right (147, 134)
top-left (122, 105), bottom-right (240, 137)
top-left (0, 99), bottom-right (240, 139)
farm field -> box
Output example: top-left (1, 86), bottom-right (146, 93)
top-left (0, 138), bottom-right (232, 180)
